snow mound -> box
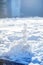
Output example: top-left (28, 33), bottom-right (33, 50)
top-left (0, 18), bottom-right (43, 64)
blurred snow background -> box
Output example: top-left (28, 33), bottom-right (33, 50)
top-left (0, 18), bottom-right (43, 65)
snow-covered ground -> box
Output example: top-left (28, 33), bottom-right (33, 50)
top-left (0, 18), bottom-right (43, 65)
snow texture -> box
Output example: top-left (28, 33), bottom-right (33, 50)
top-left (0, 18), bottom-right (43, 65)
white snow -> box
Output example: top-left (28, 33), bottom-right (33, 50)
top-left (0, 18), bottom-right (43, 64)
top-left (29, 62), bottom-right (40, 65)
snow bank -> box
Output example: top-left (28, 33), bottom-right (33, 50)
top-left (0, 18), bottom-right (43, 65)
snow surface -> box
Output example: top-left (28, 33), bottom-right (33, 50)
top-left (0, 18), bottom-right (43, 65)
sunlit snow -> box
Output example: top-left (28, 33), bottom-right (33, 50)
top-left (0, 18), bottom-right (43, 65)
